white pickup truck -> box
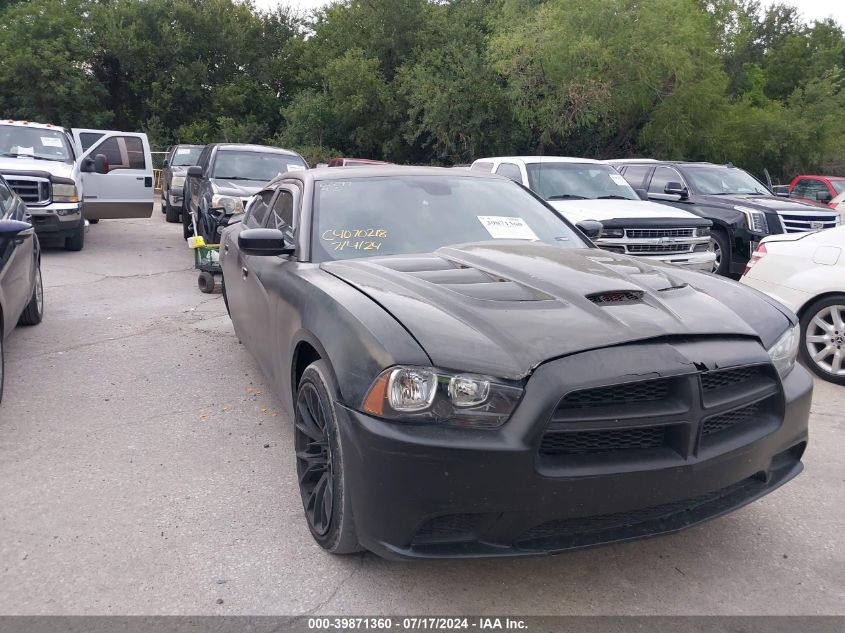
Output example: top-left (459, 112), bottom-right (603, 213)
top-left (0, 120), bottom-right (154, 251)
top-left (471, 156), bottom-right (717, 272)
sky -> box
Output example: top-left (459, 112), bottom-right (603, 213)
top-left (254, 0), bottom-right (845, 26)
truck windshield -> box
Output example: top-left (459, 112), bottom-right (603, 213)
top-left (312, 175), bottom-right (588, 262)
top-left (684, 166), bottom-right (770, 195)
top-left (212, 151), bottom-right (307, 181)
top-left (526, 163), bottom-right (640, 201)
top-left (0, 125), bottom-right (74, 162)
top-left (171, 147), bottom-right (202, 166)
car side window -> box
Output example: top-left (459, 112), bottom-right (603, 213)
top-left (245, 191), bottom-right (274, 228)
top-left (269, 189), bottom-right (294, 230)
top-left (92, 136), bottom-right (146, 171)
top-left (800, 179), bottom-right (829, 201)
top-left (197, 147), bottom-right (212, 174)
top-left (495, 162), bottom-right (522, 182)
top-left (619, 165), bottom-right (650, 189)
top-left (472, 162), bottom-right (493, 172)
top-left (649, 166), bottom-right (685, 193)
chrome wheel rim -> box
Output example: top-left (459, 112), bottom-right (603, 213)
top-left (806, 305), bottom-right (845, 376)
top-left (708, 237), bottom-right (722, 273)
top-left (294, 382), bottom-right (334, 536)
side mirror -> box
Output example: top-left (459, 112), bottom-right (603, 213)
top-left (0, 219), bottom-right (33, 239)
top-left (634, 188), bottom-right (649, 201)
top-left (80, 155), bottom-right (107, 173)
top-left (238, 228), bottom-right (294, 256)
top-left (817, 191), bottom-right (833, 203)
top-left (771, 185), bottom-right (791, 197)
top-left (576, 220), bottom-right (603, 239)
top-left (162, 159), bottom-right (169, 168)
top-left (664, 181), bottom-right (688, 199)
top-left (186, 166), bottom-right (202, 179)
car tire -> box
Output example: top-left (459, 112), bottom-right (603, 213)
top-left (708, 228), bottom-right (730, 276)
top-left (165, 200), bottom-right (180, 224)
top-left (18, 264), bottom-right (44, 326)
top-left (65, 225), bottom-right (84, 251)
top-left (295, 360), bottom-right (362, 554)
top-left (161, 188), bottom-right (167, 214)
top-left (182, 205), bottom-right (193, 240)
top-left (799, 294), bottom-right (845, 386)
top-left (88, 219), bottom-right (100, 224)
top-left (222, 276), bottom-right (230, 316)
top-left (197, 271), bottom-right (215, 293)
top-left (0, 332), bottom-right (5, 404)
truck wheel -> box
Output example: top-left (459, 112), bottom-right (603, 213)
top-left (165, 200), bottom-right (180, 223)
top-left (0, 333), bottom-right (5, 404)
top-left (65, 225), bottom-right (85, 251)
top-left (295, 360), bottom-right (362, 554)
top-left (799, 294), bottom-right (845, 386)
top-left (708, 229), bottom-right (730, 276)
top-left (18, 265), bottom-right (44, 326)
top-left (197, 271), bottom-right (215, 293)
top-left (88, 219), bottom-right (100, 224)
top-left (182, 207), bottom-right (193, 240)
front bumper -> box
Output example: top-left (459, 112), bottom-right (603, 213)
top-left (28, 203), bottom-right (83, 236)
top-left (167, 187), bottom-right (184, 207)
top-left (651, 250), bottom-right (716, 272)
top-left (336, 338), bottom-right (812, 559)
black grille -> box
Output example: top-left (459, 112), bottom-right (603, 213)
top-left (627, 243), bottom-right (692, 254)
top-left (626, 228), bottom-right (695, 239)
top-left (559, 379), bottom-right (670, 409)
top-left (413, 514), bottom-right (484, 543)
top-left (540, 427), bottom-right (665, 456)
top-left (6, 178), bottom-right (49, 203)
top-left (517, 476), bottom-right (759, 545)
top-left (701, 366), bottom-right (762, 392)
top-left (702, 403), bottom-right (761, 436)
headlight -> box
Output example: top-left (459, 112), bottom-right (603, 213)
top-left (734, 206), bottom-right (769, 233)
top-left (171, 176), bottom-right (185, 188)
top-left (600, 228), bottom-right (624, 239)
top-left (52, 183), bottom-right (79, 203)
top-left (697, 226), bottom-right (711, 237)
top-left (767, 324), bottom-right (800, 379)
top-left (361, 366), bottom-right (523, 428)
top-left (211, 194), bottom-right (243, 214)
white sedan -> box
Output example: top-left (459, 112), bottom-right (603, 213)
top-left (741, 226), bottom-right (845, 385)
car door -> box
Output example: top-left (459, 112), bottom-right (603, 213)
top-left (222, 189), bottom-right (274, 349)
top-left (0, 179), bottom-right (34, 323)
top-left (73, 130), bottom-right (154, 219)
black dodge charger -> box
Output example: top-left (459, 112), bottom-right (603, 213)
top-left (220, 166), bottom-right (812, 560)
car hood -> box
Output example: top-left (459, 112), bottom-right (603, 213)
top-left (211, 179), bottom-right (267, 197)
top-left (548, 198), bottom-right (702, 223)
top-left (700, 194), bottom-right (836, 214)
top-left (0, 156), bottom-right (75, 179)
top-left (322, 242), bottom-right (791, 379)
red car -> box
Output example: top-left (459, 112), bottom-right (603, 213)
top-left (788, 175), bottom-right (845, 207)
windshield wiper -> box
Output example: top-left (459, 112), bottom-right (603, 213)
top-left (0, 152), bottom-right (63, 162)
top-left (214, 176), bottom-right (257, 181)
top-left (547, 194), bottom-right (587, 200)
top-left (597, 195), bottom-right (632, 200)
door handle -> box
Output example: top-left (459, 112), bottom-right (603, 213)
top-left (242, 267), bottom-right (249, 279)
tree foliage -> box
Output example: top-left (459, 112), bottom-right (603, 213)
top-left (0, 0), bottom-right (843, 179)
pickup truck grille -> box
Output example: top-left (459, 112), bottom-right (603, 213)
top-left (626, 228), bottom-right (695, 239)
top-left (6, 176), bottom-right (50, 204)
top-left (627, 243), bottom-right (693, 254)
top-left (596, 226), bottom-right (709, 256)
top-left (778, 211), bottom-right (839, 233)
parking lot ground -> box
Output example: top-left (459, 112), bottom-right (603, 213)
top-left (0, 209), bottom-right (843, 616)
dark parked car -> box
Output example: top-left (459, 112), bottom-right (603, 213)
top-left (182, 143), bottom-right (308, 242)
top-left (608, 160), bottom-right (840, 276)
top-left (0, 175), bottom-right (44, 403)
top-left (161, 144), bottom-right (203, 223)
top-left (220, 166), bottom-right (811, 559)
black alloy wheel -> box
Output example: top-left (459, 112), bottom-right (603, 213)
top-left (293, 361), bottom-right (361, 553)
top-left (295, 381), bottom-right (334, 536)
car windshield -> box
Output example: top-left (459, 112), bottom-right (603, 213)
top-left (171, 147), bottom-right (202, 166)
top-left (526, 163), bottom-right (640, 201)
top-left (0, 125), bottom-right (73, 162)
top-left (312, 175), bottom-right (589, 262)
top-left (213, 151), bottom-right (307, 181)
top-left (683, 165), bottom-right (770, 195)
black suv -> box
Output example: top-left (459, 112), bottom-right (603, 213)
top-left (182, 143), bottom-right (308, 241)
top-left (608, 160), bottom-right (840, 276)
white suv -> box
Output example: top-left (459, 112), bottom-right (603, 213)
top-left (471, 156), bottom-right (716, 272)
top-left (0, 121), bottom-right (154, 251)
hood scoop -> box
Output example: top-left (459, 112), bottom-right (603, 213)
top-left (586, 290), bottom-right (644, 305)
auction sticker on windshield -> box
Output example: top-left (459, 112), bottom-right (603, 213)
top-left (478, 216), bottom-right (539, 240)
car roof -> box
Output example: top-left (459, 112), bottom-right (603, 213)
top-left (794, 174), bottom-right (845, 181)
top-left (213, 143), bottom-right (301, 157)
top-left (271, 165), bottom-right (509, 186)
top-left (1, 119), bottom-right (69, 133)
top-left (475, 156), bottom-right (603, 165)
